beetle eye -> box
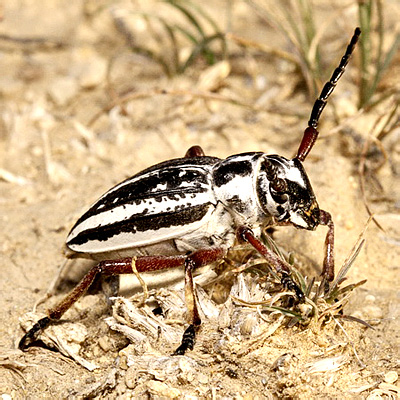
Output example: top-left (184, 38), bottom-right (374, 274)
top-left (271, 178), bottom-right (287, 193)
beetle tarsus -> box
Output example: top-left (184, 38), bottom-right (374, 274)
top-left (19, 316), bottom-right (51, 351)
top-left (281, 274), bottom-right (305, 302)
top-left (173, 324), bottom-right (197, 355)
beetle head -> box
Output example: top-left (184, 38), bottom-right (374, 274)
top-left (256, 155), bottom-right (320, 230)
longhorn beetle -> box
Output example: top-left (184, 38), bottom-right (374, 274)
top-left (19, 28), bottom-right (360, 355)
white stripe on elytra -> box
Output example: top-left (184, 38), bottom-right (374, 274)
top-left (68, 205), bottom-right (216, 253)
top-left (67, 190), bottom-right (215, 242)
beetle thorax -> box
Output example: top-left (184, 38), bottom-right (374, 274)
top-left (212, 153), bottom-right (274, 228)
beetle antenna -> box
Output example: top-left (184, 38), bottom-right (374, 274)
top-left (296, 27), bottom-right (361, 162)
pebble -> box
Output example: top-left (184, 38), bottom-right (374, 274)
top-left (125, 366), bottom-right (137, 389)
top-left (197, 60), bottom-right (231, 91)
top-left (146, 380), bottom-right (181, 398)
top-left (76, 52), bottom-right (107, 89)
top-left (48, 76), bottom-right (79, 106)
top-left (98, 336), bottom-right (111, 352)
top-left (362, 305), bottom-right (383, 320)
top-left (384, 370), bottom-right (398, 384)
top-left (197, 372), bottom-right (209, 384)
top-left (365, 295), bottom-right (376, 303)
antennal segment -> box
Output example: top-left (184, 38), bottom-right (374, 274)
top-left (296, 27), bottom-right (361, 162)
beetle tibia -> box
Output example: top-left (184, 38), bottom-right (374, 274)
top-left (281, 274), bottom-right (305, 303)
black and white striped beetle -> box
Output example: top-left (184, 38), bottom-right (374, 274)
top-left (20, 28), bottom-right (360, 355)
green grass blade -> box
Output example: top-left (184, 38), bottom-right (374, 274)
top-left (358, 0), bottom-right (373, 107)
top-left (166, 0), bottom-right (207, 39)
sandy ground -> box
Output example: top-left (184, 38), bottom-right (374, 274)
top-left (0, 1), bottom-right (399, 398)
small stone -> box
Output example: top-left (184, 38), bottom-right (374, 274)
top-left (197, 372), bottom-right (209, 384)
top-left (384, 370), bottom-right (398, 384)
top-left (77, 55), bottom-right (107, 89)
top-left (362, 305), bottom-right (383, 320)
top-left (345, 220), bottom-right (354, 230)
top-left (351, 311), bottom-right (363, 320)
top-left (98, 336), bottom-right (111, 352)
top-left (185, 372), bottom-right (195, 383)
top-left (197, 60), bottom-right (231, 91)
top-left (146, 380), bottom-right (181, 398)
top-left (70, 48), bottom-right (107, 89)
top-left (48, 76), bottom-right (79, 106)
top-left (55, 322), bottom-right (87, 344)
top-left (365, 295), bottom-right (376, 303)
top-left (178, 356), bottom-right (193, 373)
top-left (125, 366), bottom-right (138, 389)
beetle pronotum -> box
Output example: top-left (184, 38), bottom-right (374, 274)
top-left (19, 28), bottom-right (361, 355)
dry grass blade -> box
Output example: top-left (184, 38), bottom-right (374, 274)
top-left (87, 87), bottom-right (255, 128)
top-left (244, 0), bottom-right (352, 99)
top-left (226, 32), bottom-right (298, 64)
top-left (338, 315), bottom-right (374, 329)
top-left (112, 2), bottom-right (226, 76)
top-left (358, 123), bottom-right (390, 231)
top-left (111, 9), bottom-right (173, 76)
top-left (245, 215), bottom-right (369, 333)
top-left (358, 0), bottom-right (400, 107)
top-left (0, 168), bottom-right (31, 185)
top-left (333, 317), bottom-right (365, 367)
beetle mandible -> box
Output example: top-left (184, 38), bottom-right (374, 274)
top-left (19, 28), bottom-right (361, 355)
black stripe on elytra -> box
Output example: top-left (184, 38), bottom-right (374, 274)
top-left (72, 162), bottom-right (217, 230)
top-left (133, 156), bottom-right (221, 177)
top-left (67, 203), bottom-right (212, 247)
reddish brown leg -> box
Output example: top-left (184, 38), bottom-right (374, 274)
top-left (185, 145), bottom-right (205, 158)
top-left (319, 210), bottom-right (335, 282)
top-left (19, 248), bottom-right (226, 353)
top-left (274, 216), bottom-right (335, 284)
top-left (237, 226), bottom-right (304, 301)
top-left (173, 247), bottom-right (225, 355)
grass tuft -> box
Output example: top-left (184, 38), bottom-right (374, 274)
top-left (112, 1), bottom-right (227, 76)
top-left (357, 0), bottom-right (400, 108)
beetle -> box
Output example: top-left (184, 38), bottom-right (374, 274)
top-left (19, 28), bottom-right (360, 355)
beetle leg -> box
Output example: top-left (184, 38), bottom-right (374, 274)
top-left (172, 257), bottom-right (199, 355)
top-left (185, 145), bottom-right (205, 158)
top-left (173, 246), bottom-right (226, 355)
top-left (274, 215), bottom-right (335, 285)
top-left (19, 256), bottom-right (184, 350)
top-left (318, 210), bottom-right (335, 283)
top-left (236, 226), bottom-right (305, 301)
top-left (19, 249), bottom-right (226, 353)
top-left (19, 262), bottom-right (103, 351)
